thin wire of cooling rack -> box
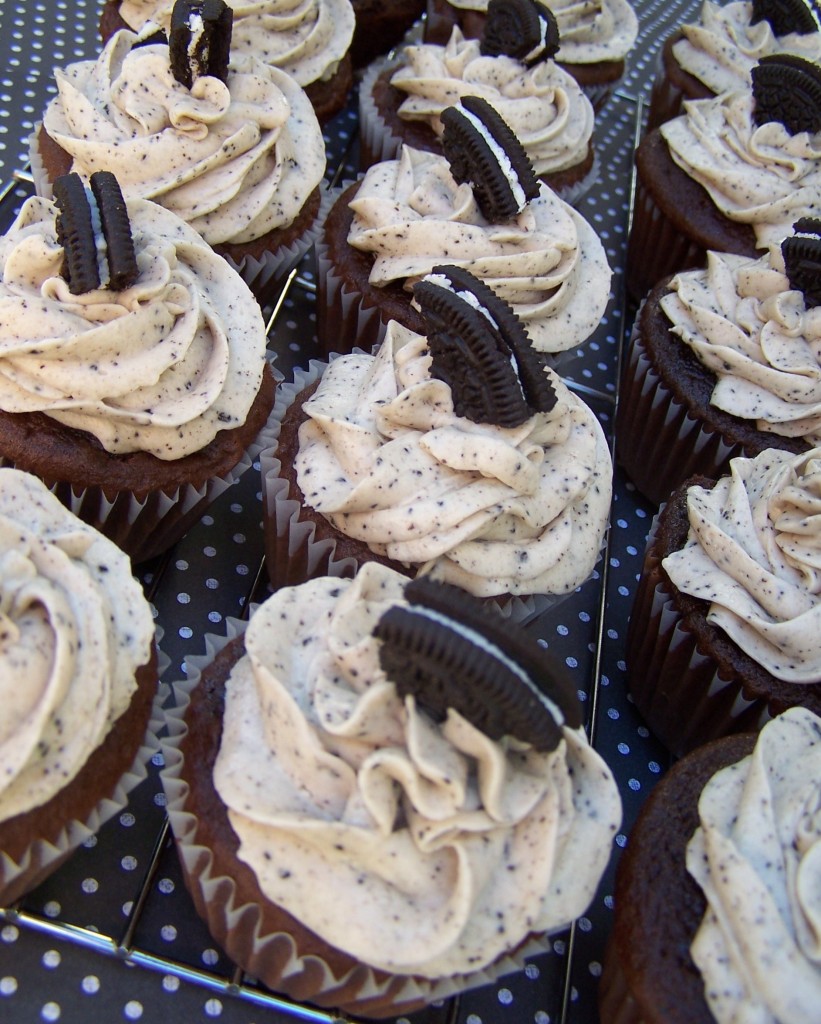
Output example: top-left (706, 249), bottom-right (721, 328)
top-left (0, 87), bottom-right (644, 1020)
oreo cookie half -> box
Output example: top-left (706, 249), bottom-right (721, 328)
top-left (481, 0), bottom-right (561, 66)
top-left (53, 171), bottom-right (139, 295)
top-left (782, 217), bottom-right (821, 306)
top-left (751, 53), bottom-right (821, 134)
top-left (374, 576), bottom-right (582, 752)
top-left (169, 0), bottom-right (233, 90)
top-left (441, 95), bottom-right (541, 222)
top-left (750, 0), bottom-right (819, 39)
top-left (413, 265), bottom-right (557, 427)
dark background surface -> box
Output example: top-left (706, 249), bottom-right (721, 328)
top-left (0, 0), bottom-right (702, 1021)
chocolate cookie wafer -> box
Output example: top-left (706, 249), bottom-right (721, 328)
top-left (170, 0), bottom-right (233, 89)
top-left (481, 0), bottom-right (561, 67)
top-left (374, 576), bottom-right (582, 751)
top-left (413, 266), bottom-right (557, 426)
top-left (783, 217), bottom-right (821, 305)
top-left (441, 95), bottom-right (541, 222)
top-left (751, 0), bottom-right (819, 39)
top-left (751, 53), bottom-right (821, 134)
top-left (53, 171), bottom-right (138, 295)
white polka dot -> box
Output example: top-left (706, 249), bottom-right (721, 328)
top-left (201, 949), bottom-right (219, 967)
top-left (119, 813), bottom-right (136, 828)
top-left (162, 975), bottom-right (180, 992)
top-left (42, 950), bottom-right (60, 969)
top-left (43, 902), bottom-right (61, 919)
top-left (41, 1003), bottom-right (60, 1021)
top-left (81, 976), bottom-right (100, 994)
top-left (2, 926), bottom-right (20, 943)
top-left (121, 856), bottom-right (138, 871)
top-left (158, 878), bottom-right (175, 895)
top-left (124, 1001), bottom-right (143, 1019)
top-left (0, 977), bottom-right (18, 996)
top-left (81, 878), bottom-right (99, 894)
top-left (497, 988), bottom-right (513, 1005)
top-left (160, 926), bottom-right (177, 942)
top-left (204, 998), bottom-right (223, 1016)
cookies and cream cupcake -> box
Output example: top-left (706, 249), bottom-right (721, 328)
top-left (34, 9), bottom-right (328, 296)
top-left (0, 172), bottom-right (276, 562)
top-left (162, 562), bottom-right (622, 1016)
top-left (0, 468), bottom-right (160, 906)
top-left (262, 268), bottom-right (612, 610)
top-left (100, 0), bottom-right (355, 122)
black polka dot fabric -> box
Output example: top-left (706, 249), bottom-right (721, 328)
top-left (0, 0), bottom-right (703, 1021)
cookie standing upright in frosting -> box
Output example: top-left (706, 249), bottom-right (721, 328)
top-left (0, 468), bottom-right (159, 906)
top-left (100, 0), bottom-right (356, 121)
top-left (0, 171), bottom-right (276, 562)
top-left (647, 0), bottom-right (821, 129)
top-left (317, 97), bottom-right (611, 357)
top-left (358, 3), bottom-right (597, 201)
top-left (263, 267), bottom-right (613, 604)
top-left (34, 3), bottom-right (328, 285)
top-left (626, 53), bottom-right (821, 301)
top-left (162, 562), bottom-right (622, 1016)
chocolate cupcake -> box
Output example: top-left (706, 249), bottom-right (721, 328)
top-left (0, 173), bottom-right (276, 562)
top-left (423, 0), bottom-right (638, 111)
top-left (358, 8), bottom-right (597, 203)
top-left (626, 53), bottom-right (821, 302)
top-left (599, 708), bottom-right (821, 1024)
top-left (317, 96), bottom-right (611, 358)
top-left (645, 0), bottom-right (821, 130)
top-left (617, 226), bottom-right (821, 507)
top-left (626, 448), bottom-right (821, 757)
top-left (100, 0), bottom-right (355, 123)
top-left (0, 469), bottom-right (162, 906)
top-left (34, 6), bottom-right (328, 304)
top-left (261, 268), bottom-right (613, 613)
top-left (162, 563), bottom-right (622, 1017)
top-left (349, 0), bottom-right (426, 68)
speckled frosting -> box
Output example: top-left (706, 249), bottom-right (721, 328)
top-left (389, 28), bottom-right (594, 177)
top-left (685, 706), bottom-right (821, 1023)
top-left (346, 145), bottom-right (612, 353)
top-left (294, 321), bottom-right (613, 597)
top-left (213, 563), bottom-right (622, 977)
top-left (673, 0), bottom-right (821, 97)
top-left (444, 0), bottom-right (638, 63)
top-left (663, 447), bottom-right (821, 683)
top-left (117, 0), bottom-right (355, 87)
top-left (0, 468), bottom-right (154, 823)
top-left (661, 246), bottom-right (821, 442)
top-left (40, 29), bottom-right (326, 246)
top-left (0, 193), bottom-right (268, 460)
top-left (660, 90), bottom-right (821, 250)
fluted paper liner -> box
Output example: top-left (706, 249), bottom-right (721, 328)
top-left (259, 358), bottom-right (561, 624)
top-left (160, 621), bottom-right (556, 1018)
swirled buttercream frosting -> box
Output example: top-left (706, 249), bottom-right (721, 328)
top-left (118, 0), bottom-right (355, 86)
top-left (0, 468), bottom-right (154, 823)
top-left (346, 145), bottom-right (611, 353)
top-left (661, 246), bottom-right (821, 441)
top-left (660, 91), bottom-right (821, 250)
top-left (41, 29), bottom-right (326, 245)
top-left (0, 193), bottom-right (268, 459)
top-left (674, 1), bottom-right (821, 97)
top-left (295, 321), bottom-right (612, 597)
top-left (444, 0), bottom-right (638, 63)
top-left (685, 706), bottom-right (821, 1023)
top-left (389, 28), bottom-right (595, 177)
top-left (212, 563), bottom-right (621, 977)
top-left (663, 447), bottom-right (821, 683)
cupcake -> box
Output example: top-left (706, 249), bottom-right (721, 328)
top-left (349, 0), bottom-right (426, 69)
top-left (646, 0), bottom-right (821, 130)
top-left (317, 97), bottom-right (611, 358)
top-left (358, 7), bottom-right (597, 203)
top-left (162, 563), bottom-right (622, 1017)
top-left (626, 447), bottom-right (821, 757)
top-left (599, 707), bottom-right (821, 1024)
top-left (0, 467), bottom-right (160, 907)
top-left (617, 226), bottom-right (821, 507)
top-left (261, 268), bottom-right (613, 609)
top-left (626, 54), bottom-right (821, 302)
top-left (423, 0), bottom-right (639, 110)
top-left (0, 171), bottom-right (276, 563)
top-left (100, 0), bottom-right (355, 122)
top-left (34, 9), bottom-right (328, 299)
